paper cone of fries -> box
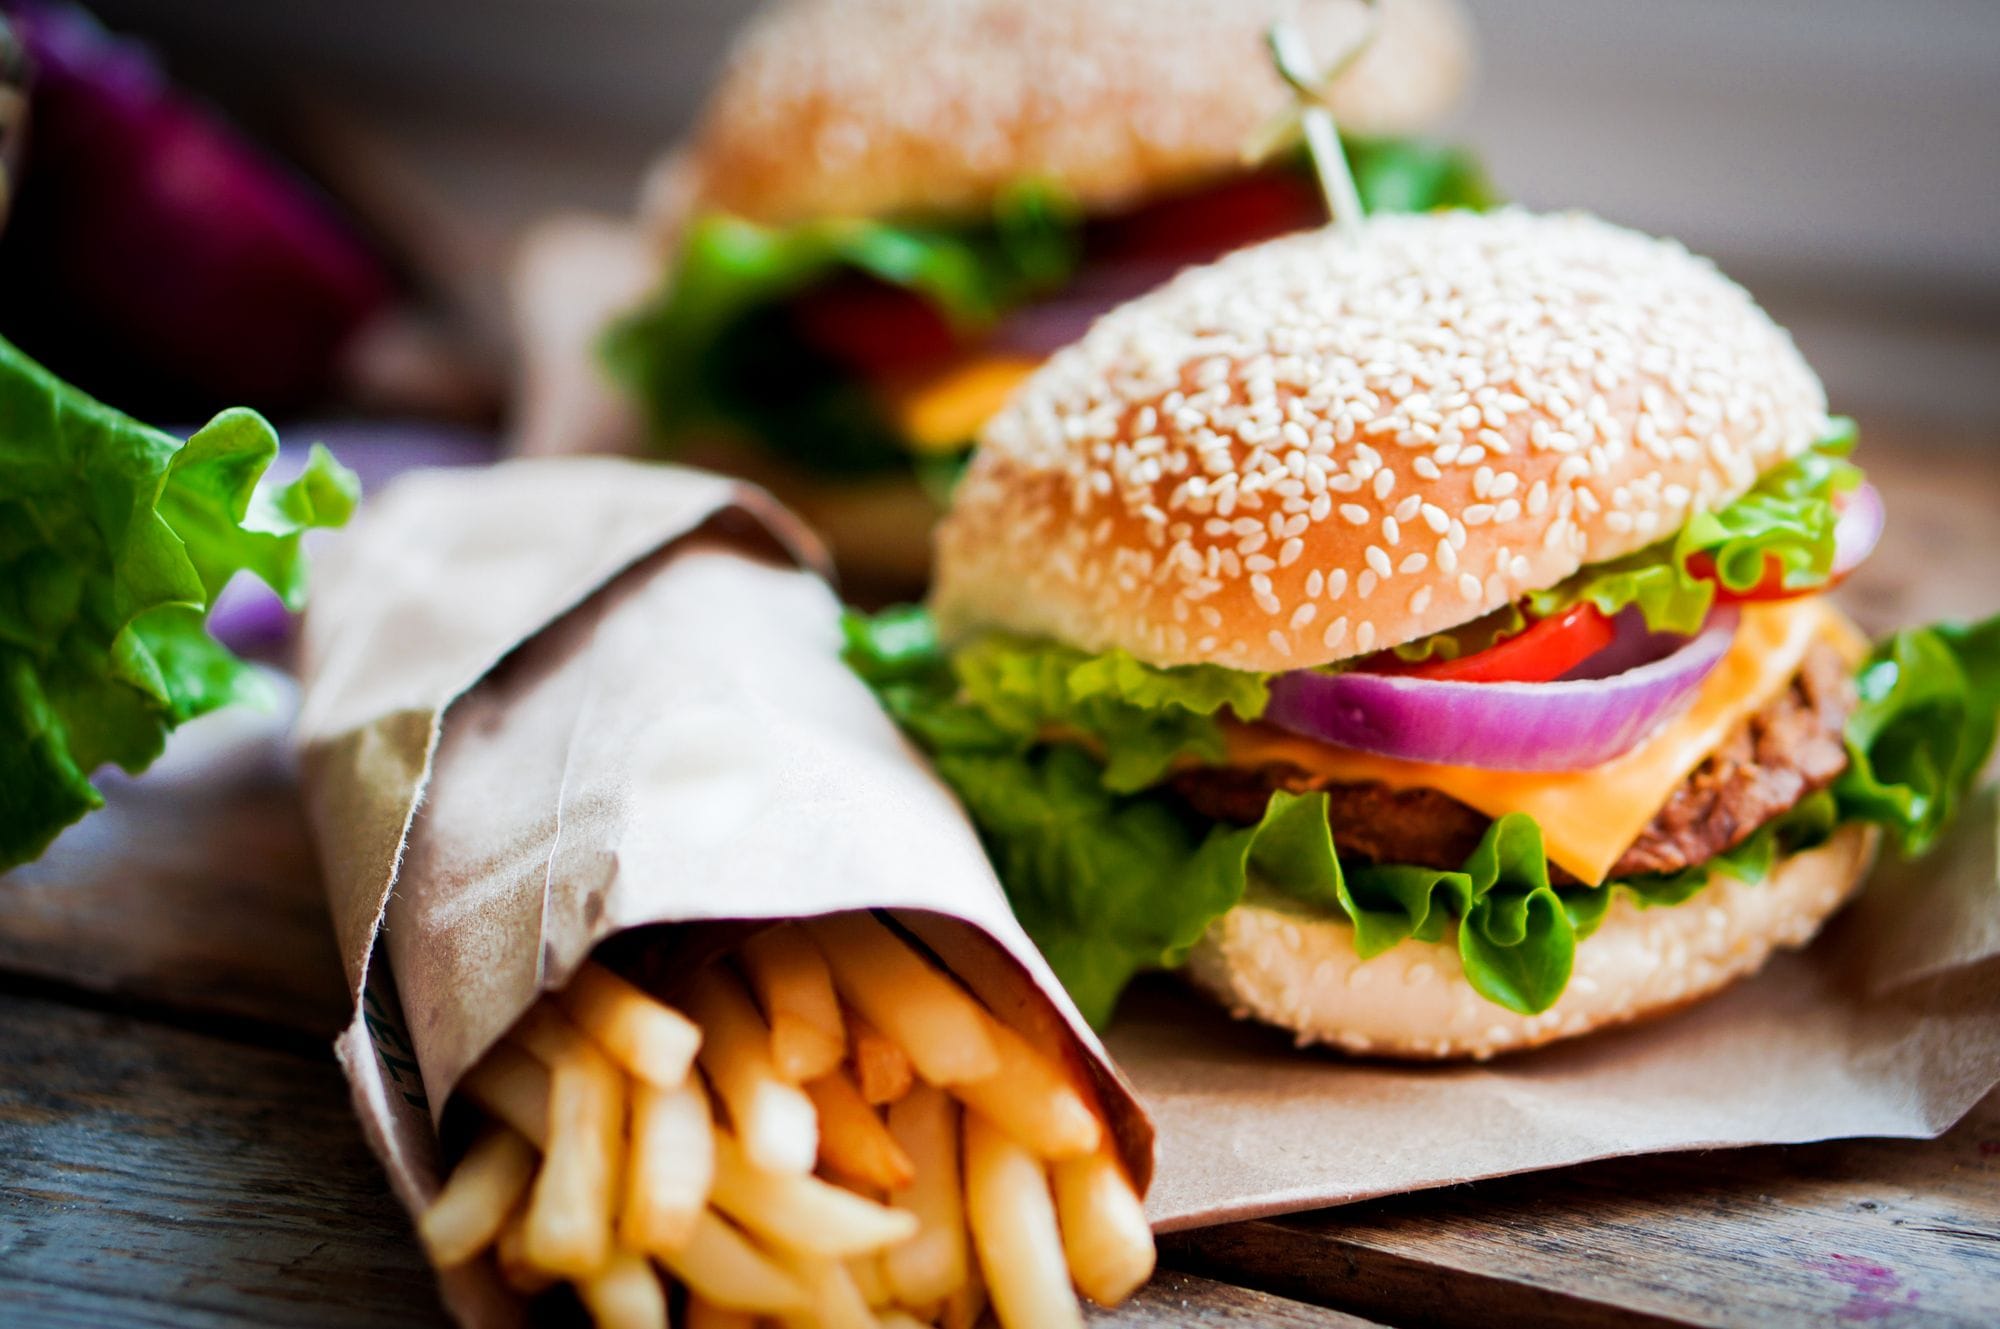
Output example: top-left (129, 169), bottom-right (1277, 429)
top-left (295, 458), bottom-right (1155, 1328)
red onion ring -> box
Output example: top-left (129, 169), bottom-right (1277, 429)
top-left (1832, 481), bottom-right (1883, 580)
top-left (1263, 607), bottom-right (1740, 772)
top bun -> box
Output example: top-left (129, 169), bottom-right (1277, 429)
top-left (932, 210), bottom-right (1830, 670)
top-left (685, 0), bottom-right (1474, 225)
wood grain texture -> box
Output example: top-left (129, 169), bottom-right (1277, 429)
top-left (1090, 1270), bottom-right (1387, 1326)
top-left (0, 731), bottom-right (347, 1040)
top-left (0, 992), bottom-right (444, 1329)
top-left (0, 989), bottom-right (1369, 1329)
top-left (1163, 1087), bottom-right (2000, 1329)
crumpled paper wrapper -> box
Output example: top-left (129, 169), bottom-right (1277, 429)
top-left (1115, 781), bottom-right (2000, 1229)
top-left (294, 458), bottom-right (1152, 1326)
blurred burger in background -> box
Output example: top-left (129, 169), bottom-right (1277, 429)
top-left (579, 0), bottom-right (1488, 592)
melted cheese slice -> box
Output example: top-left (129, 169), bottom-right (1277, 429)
top-left (889, 356), bottom-right (1042, 453)
top-left (1224, 597), bottom-right (1870, 885)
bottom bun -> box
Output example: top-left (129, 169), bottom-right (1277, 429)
top-left (1185, 823), bottom-right (1878, 1061)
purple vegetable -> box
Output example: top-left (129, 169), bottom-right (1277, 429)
top-left (3, 2), bottom-right (391, 406)
top-left (1263, 608), bottom-right (1739, 772)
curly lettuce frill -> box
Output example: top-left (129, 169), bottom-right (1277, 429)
top-left (0, 335), bottom-right (358, 869)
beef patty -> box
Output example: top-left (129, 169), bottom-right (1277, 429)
top-left (1171, 637), bottom-right (1858, 884)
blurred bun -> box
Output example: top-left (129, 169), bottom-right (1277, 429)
top-left (688, 0), bottom-right (1474, 224)
top-left (1184, 824), bottom-right (1876, 1060)
top-left (933, 209), bottom-right (1829, 670)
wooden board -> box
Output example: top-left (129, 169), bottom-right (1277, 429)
top-left (1163, 1087), bottom-right (2000, 1328)
top-left (0, 993), bottom-right (1370, 1328)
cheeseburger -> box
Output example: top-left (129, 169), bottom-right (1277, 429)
top-left (603, 0), bottom-right (1487, 587)
top-left (847, 208), bottom-right (2000, 1059)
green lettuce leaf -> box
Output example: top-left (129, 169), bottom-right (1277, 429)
top-left (0, 335), bottom-right (358, 870)
top-left (1347, 136), bottom-right (1499, 213)
top-left (848, 601), bottom-right (2000, 1027)
top-left (844, 608), bottom-right (1271, 792)
top-left (601, 184), bottom-right (1082, 477)
top-left (1528, 420), bottom-right (1863, 635)
top-left (1835, 615), bottom-right (2000, 854)
top-left (604, 142), bottom-right (1497, 476)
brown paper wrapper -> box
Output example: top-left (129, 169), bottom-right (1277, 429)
top-left (294, 458), bottom-right (1153, 1327)
top-left (1115, 783), bottom-right (2000, 1230)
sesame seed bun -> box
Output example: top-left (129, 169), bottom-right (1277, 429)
top-left (1184, 823), bottom-right (1876, 1060)
top-left (932, 210), bottom-right (1831, 669)
top-left (686, 0), bottom-right (1475, 225)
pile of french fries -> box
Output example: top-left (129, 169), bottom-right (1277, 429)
top-left (418, 911), bottom-right (1153, 1328)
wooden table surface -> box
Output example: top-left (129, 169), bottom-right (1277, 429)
top-left (3, 425), bottom-right (1997, 1329)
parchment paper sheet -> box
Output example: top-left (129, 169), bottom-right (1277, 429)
top-left (294, 459), bottom-right (1151, 1327)
top-left (1116, 786), bottom-right (2000, 1230)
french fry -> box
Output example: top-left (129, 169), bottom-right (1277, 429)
top-left (708, 1132), bottom-right (918, 1256)
top-left (1052, 1147), bottom-right (1155, 1306)
top-left (768, 1243), bottom-right (881, 1329)
top-left (686, 1297), bottom-right (757, 1329)
top-left (805, 1067), bottom-right (916, 1191)
top-left (494, 1200), bottom-right (556, 1296)
top-left (846, 1252), bottom-right (891, 1307)
top-left (741, 925), bottom-right (847, 1082)
top-left (963, 1111), bottom-right (1082, 1329)
top-left (620, 1077), bottom-right (714, 1253)
top-left (576, 1250), bottom-right (669, 1329)
top-left (418, 1125), bottom-right (538, 1267)
top-left (685, 968), bottom-right (818, 1174)
top-left (847, 1007), bottom-right (914, 1106)
top-left (654, 1209), bottom-right (811, 1315)
top-left (556, 961), bottom-right (702, 1088)
top-left (808, 913), bottom-right (1000, 1085)
top-left (939, 1254), bottom-right (986, 1329)
top-left (951, 1015), bottom-right (1101, 1160)
top-left (458, 1043), bottom-right (550, 1148)
top-left (519, 1008), bottom-right (626, 1276)
top-left (882, 1085), bottom-right (968, 1308)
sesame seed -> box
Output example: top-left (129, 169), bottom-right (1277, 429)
top-left (1459, 573), bottom-right (1483, 601)
top-left (1323, 616), bottom-right (1349, 649)
top-left (1366, 546), bottom-right (1393, 579)
top-left (1410, 586), bottom-right (1433, 614)
top-left (1290, 603), bottom-right (1317, 630)
top-left (1356, 622), bottom-right (1377, 652)
top-left (1399, 552), bottom-right (1429, 575)
top-left (941, 209), bottom-right (1827, 671)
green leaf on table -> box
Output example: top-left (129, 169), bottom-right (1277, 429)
top-left (0, 336), bottom-right (358, 870)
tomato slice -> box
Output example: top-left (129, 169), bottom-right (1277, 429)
top-left (1687, 491), bottom-right (1856, 603)
top-left (787, 275), bottom-right (964, 381)
top-left (1372, 603), bottom-right (1617, 683)
top-left (1088, 168), bottom-right (1324, 266)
